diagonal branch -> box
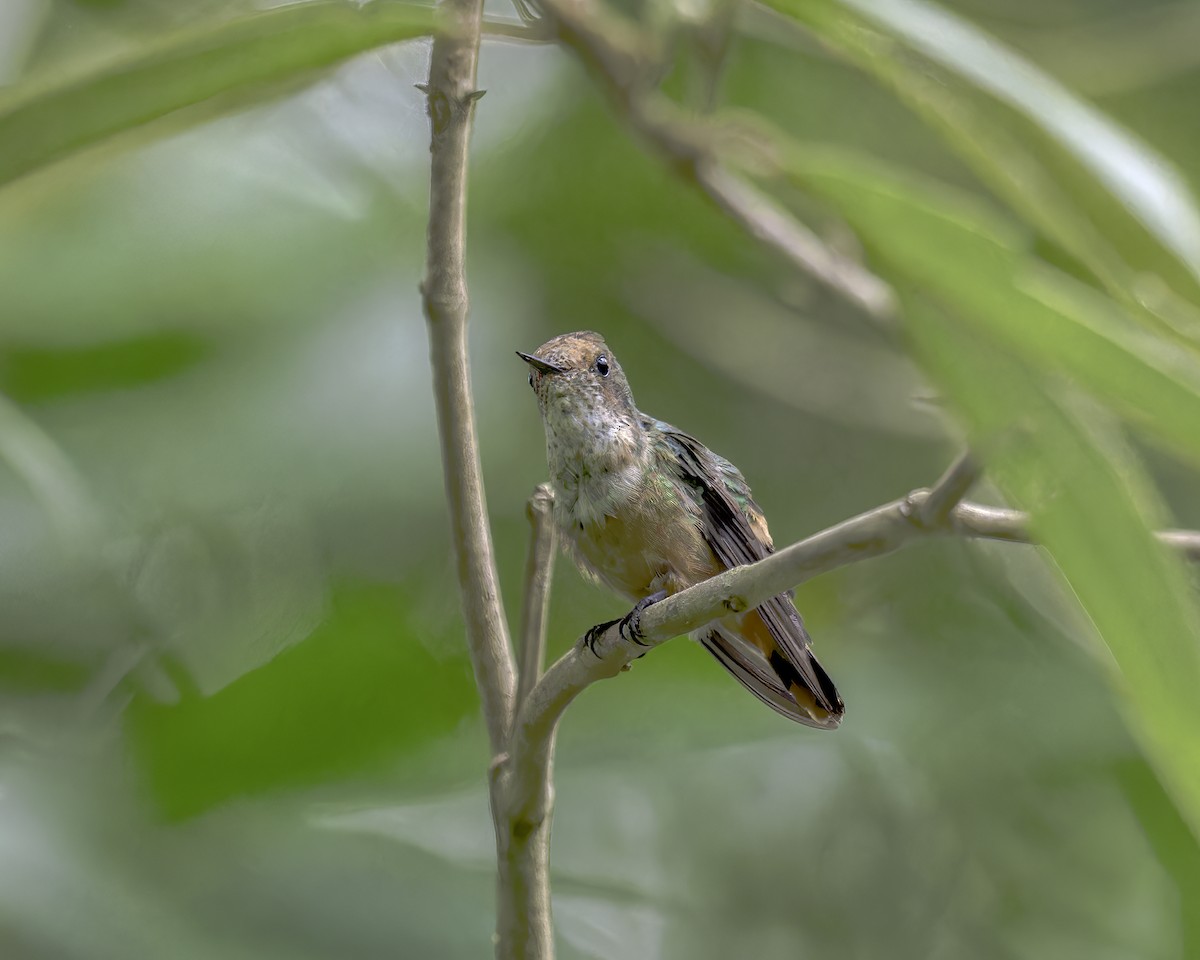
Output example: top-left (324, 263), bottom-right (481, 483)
top-left (507, 492), bottom-right (924, 815)
top-left (421, 0), bottom-right (516, 755)
top-left (697, 163), bottom-right (897, 320)
top-left (481, 17), bottom-right (556, 42)
top-left (526, 0), bottom-right (898, 323)
top-left (504, 486), bottom-right (1200, 820)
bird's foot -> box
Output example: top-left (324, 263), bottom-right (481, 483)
top-left (619, 590), bottom-right (668, 647)
top-left (581, 591), bottom-right (669, 659)
top-left (582, 619), bottom-right (620, 659)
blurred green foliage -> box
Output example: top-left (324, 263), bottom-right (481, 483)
top-left (1, 332), bottom-right (211, 402)
top-left (129, 581), bottom-right (477, 820)
top-left (2, 0), bottom-right (1200, 957)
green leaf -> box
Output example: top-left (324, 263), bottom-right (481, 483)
top-left (1, 331), bottom-right (212, 402)
top-left (0, 1), bottom-right (434, 190)
top-left (909, 301), bottom-right (1200, 841)
top-left (1117, 758), bottom-right (1200, 957)
top-left (769, 140), bottom-right (1200, 835)
top-left (127, 581), bottom-right (477, 820)
top-left (758, 0), bottom-right (1200, 323)
top-left (781, 148), bottom-right (1200, 471)
top-left (0, 646), bottom-right (90, 692)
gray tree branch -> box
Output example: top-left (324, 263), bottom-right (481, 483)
top-left (696, 163), bottom-right (897, 320)
top-left (421, 0), bottom-right (517, 758)
top-left (491, 487), bottom-right (558, 960)
top-left (505, 487), bottom-right (1200, 821)
top-left (422, 8), bottom-right (551, 957)
top-left (524, 0), bottom-right (898, 322)
top-left (481, 17), bottom-right (556, 43)
top-left (950, 500), bottom-right (1200, 560)
top-left (516, 484), bottom-right (558, 708)
top-left (917, 450), bottom-right (980, 526)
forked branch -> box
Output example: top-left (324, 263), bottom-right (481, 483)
top-left (505, 486), bottom-right (1200, 820)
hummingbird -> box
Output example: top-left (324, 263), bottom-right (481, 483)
top-left (518, 331), bottom-right (843, 728)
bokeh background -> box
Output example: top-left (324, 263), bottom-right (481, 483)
top-left (2, 0), bottom-right (1200, 957)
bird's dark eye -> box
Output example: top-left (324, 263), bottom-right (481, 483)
top-left (595, 355), bottom-right (610, 377)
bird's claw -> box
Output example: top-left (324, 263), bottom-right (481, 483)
top-left (618, 590), bottom-right (668, 647)
top-left (582, 618), bottom-right (619, 659)
top-left (581, 591), bottom-right (668, 658)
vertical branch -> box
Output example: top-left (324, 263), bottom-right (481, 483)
top-left (494, 484), bottom-right (560, 959)
top-left (420, 3), bottom-right (516, 755)
top-left (421, 6), bottom-right (549, 957)
top-left (516, 484), bottom-right (557, 707)
top-left (495, 742), bottom-right (557, 960)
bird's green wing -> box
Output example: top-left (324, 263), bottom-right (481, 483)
top-left (648, 417), bottom-right (843, 724)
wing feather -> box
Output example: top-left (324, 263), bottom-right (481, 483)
top-left (701, 628), bottom-right (839, 728)
top-left (650, 419), bottom-right (843, 722)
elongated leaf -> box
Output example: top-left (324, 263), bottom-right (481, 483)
top-left (765, 136), bottom-right (1200, 833)
top-left (908, 300), bottom-right (1200, 840)
top-left (759, 0), bottom-right (1200, 321)
top-left (782, 148), bottom-right (1200, 471)
top-left (0, 1), bottom-right (434, 189)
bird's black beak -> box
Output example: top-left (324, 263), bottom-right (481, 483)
top-left (516, 350), bottom-right (566, 375)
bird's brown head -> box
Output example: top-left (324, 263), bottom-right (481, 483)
top-left (517, 331), bottom-right (638, 432)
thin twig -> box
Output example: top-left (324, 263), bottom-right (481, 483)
top-left (948, 500), bottom-right (1033, 542)
top-left (481, 17), bottom-right (556, 42)
top-left (917, 450), bottom-right (980, 527)
top-left (697, 163), bottom-right (897, 321)
top-left (952, 500), bottom-right (1200, 560)
top-left (516, 484), bottom-right (557, 710)
top-left (1159, 529), bottom-right (1200, 562)
top-left (420, 0), bottom-right (516, 757)
top-left (528, 0), bottom-right (898, 322)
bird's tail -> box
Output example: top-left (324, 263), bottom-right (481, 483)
top-left (701, 611), bottom-right (843, 729)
